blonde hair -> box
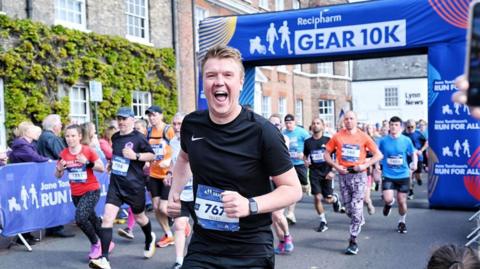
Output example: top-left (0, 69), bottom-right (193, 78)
top-left (201, 46), bottom-right (244, 78)
top-left (14, 121), bottom-right (34, 138)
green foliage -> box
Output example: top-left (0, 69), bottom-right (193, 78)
top-left (0, 15), bottom-right (177, 137)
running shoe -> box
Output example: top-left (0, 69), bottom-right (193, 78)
top-left (367, 202), bottom-right (375, 215)
top-left (332, 193), bottom-right (341, 213)
top-left (316, 221), bottom-right (328, 233)
top-left (339, 206), bottom-right (346, 214)
top-left (345, 241), bottom-right (358, 255)
top-left (89, 257), bottom-right (111, 269)
top-left (417, 178), bottom-right (423, 186)
top-left (117, 227), bottom-right (134, 240)
top-left (284, 235), bottom-right (294, 253)
top-left (171, 262), bottom-right (182, 269)
top-left (407, 189), bottom-right (414, 200)
top-left (383, 203), bottom-right (392, 217)
top-left (274, 241), bottom-right (286, 255)
top-left (286, 213), bottom-right (297, 225)
top-left (144, 232), bottom-right (156, 259)
top-left (397, 222), bottom-right (408, 234)
top-left (156, 235), bottom-right (175, 248)
top-left (88, 242), bottom-right (101, 260)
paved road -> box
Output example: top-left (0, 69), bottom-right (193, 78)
top-left (0, 177), bottom-right (476, 269)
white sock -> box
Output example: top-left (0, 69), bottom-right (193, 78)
top-left (388, 198), bottom-right (395, 206)
top-left (319, 213), bottom-right (326, 223)
top-left (166, 230), bottom-right (173, 238)
top-left (176, 257), bottom-right (184, 265)
top-left (399, 214), bottom-right (406, 223)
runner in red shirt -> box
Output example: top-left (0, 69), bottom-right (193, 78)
top-left (55, 124), bottom-right (108, 261)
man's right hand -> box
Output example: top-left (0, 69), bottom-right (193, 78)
top-left (167, 192), bottom-right (181, 218)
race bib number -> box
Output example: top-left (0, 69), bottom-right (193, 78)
top-left (67, 166), bottom-right (87, 183)
top-left (387, 155), bottom-right (403, 167)
top-left (152, 144), bottom-right (164, 160)
top-left (180, 178), bottom-right (194, 202)
top-left (341, 144), bottom-right (360, 162)
top-left (311, 149), bottom-right (325, 163)
top-left (195, 184), bottom-right (239, 232)
top-left (111, 155), bottom-right (130, 176)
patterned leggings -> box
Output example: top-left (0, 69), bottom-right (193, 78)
top-left (72, 190), bottom-right (102, 245)
top-left (339, 172), bottom-right (367, 238)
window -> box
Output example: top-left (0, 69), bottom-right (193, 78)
top-left (293, 0), bottom-right (300, 9)
top-left (0, 79), bottom-right (5, 151)
top-left (295, 99), bottom-right (303, 125)
top-left (319, 99), bottom-right (335, 129)
top-left (259, 0), bottom-right (269, 10)
top-left (194, 6), bottom-right (208, 52)
top-left (55, 0), bottom-right (87, 30)
top-left (69, 85), bottom-right (90, 124)
top-left (317, 62), bottom-right (334, 75)
top-left (261, 96), bottom-right (271, 118)
top-left (294, 64), bottom-right (301, 72)
top-left (125, 0), bottom-right (149, 42)
top-left (278, 97), bottom-right (287, 119)
top-left (385, 87), bottom-right (398, 107)
top-left (132, 91), bottom-right (152, 118)
top-left (275, 0), bottom-right (284, 11)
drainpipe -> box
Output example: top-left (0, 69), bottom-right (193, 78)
top-left (26, 0), bottom-right (32, 19)
top-left (171, 0), bottom-right (183, 111)
top-left (191, 0), bottom-right (198, 110)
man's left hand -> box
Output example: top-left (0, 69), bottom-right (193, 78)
top-left (221, 191), bottom-right (249, 218)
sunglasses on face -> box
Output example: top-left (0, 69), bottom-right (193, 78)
top-left (407, 126), bottom-right (415, 129)
top-left (116, 116), bottom-right (128, 121)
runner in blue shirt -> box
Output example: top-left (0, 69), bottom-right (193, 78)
top-left (378, 116), bottom-right (417, 234)
top-left (402, 119), bottom-right (427, 199)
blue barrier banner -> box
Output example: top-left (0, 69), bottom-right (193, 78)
top-left (0, 162), bottom-right (109, 237)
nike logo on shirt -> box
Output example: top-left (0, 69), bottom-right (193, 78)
top-left (191, 135), bottom-right (204, 141)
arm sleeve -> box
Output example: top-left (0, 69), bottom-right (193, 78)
top-left (139, 137), bottom-right (154, 154)
top-left (303, 140), bottom-right (310, 156)
top-left (262, 123), bottom-right (293, 177)
top-left (21, 146), bottom-right (49, 162)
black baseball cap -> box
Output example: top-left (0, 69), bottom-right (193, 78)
top-left (284, 114), bottom-right (295, 122)
top-left (146, 105), bottom-right (163, 114)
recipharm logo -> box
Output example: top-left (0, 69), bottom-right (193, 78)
top-left (294, 20), bottom-right (406, 55)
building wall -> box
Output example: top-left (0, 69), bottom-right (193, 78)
top-left (351, 78), bottom-right (428, 124)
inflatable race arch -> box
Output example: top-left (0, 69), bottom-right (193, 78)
top-left (197, 0), bottom-right (480, 209)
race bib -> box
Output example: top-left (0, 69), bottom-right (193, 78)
top-left (67, 166), bottom-right (87, 183)
top-left (180, 177), bottom-right (194, 202)
top-left (195, 184), bottom-right (239, 232)
top-left (311, 149), bottom-right (325, 163)
top-left (289, 150), bottom-right (298, 159)
top-left (152, 144), bottom-right (164, 160)
top-left (341, 144), bottom-right (360, 162)
top-left (387, 155), bottom-right (403, 167)
top-left (111, 155), bottom-right (130, 176)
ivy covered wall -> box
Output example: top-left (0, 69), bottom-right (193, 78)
top-left (0, 15), bottom-right (177, 137)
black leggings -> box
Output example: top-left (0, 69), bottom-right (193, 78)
top-left (72, 190), bottom-right (102, 245)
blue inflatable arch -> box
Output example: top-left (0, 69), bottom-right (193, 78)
top-left (197, 0), bottom-right (480, 209)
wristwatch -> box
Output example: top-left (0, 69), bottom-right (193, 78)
top-left (135, 153), bottom-right (141, 160)
top-left (248, 198), bottom-right (258, 215)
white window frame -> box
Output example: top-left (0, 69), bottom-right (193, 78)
top-left (125, 0), bottom-right (150, 44)
top-left (54, 0), bottom-right (87, 31)
top-left (385, 87), bottom-right (399, 107)
top-left (275, 0), bottom-right (284, 11)
top-left (0, 79), bottom-right (5, 151)
top-left (295, 99), bottom-right (303, 125)
top-left (317, 62), bottom-right (334, 75)
top-left (319, 99), bottom-right (335, 129)
top-left (132, 90), bottom-right (152, 118)
top-left (278, 97), bottom-right (287, 120)
top-left (69, 85), bottom-right (90, 124)
top-left (261, 95), bottom-right (271, 119)
top-left (194, 6), bottom-right (209, 52)
top-left (259, 0), bottom-right (269, 10)
top-left (292, 0), bottom-right (300, 9)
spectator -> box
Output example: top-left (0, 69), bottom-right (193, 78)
top-left (81, 122), bottom-right (106, 160)
top-left (37, 114), bottom-right (74, 238)
top-left (99, 126), bottom-right (117, 161)
top-left (0, 150), bottom-right (7, 166)
top-left (9, 121), bottom-right (49, 245)
top-left (427, 244), bottom-right (480, 269)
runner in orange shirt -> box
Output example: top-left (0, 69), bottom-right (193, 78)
top-left (146, 105), bottom-right (176, 248)
top-left (324, 111), bottom-right (383, 255)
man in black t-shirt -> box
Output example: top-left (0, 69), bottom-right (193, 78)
top-left (167, 46), bottom-right (302, 269)
top-left (89, 107), bottom-right (156, 269)
top-left (303, 118), bottom-right (341, 233)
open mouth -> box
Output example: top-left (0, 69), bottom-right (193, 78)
top-left (214, 91), bottom-right (228, 102)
